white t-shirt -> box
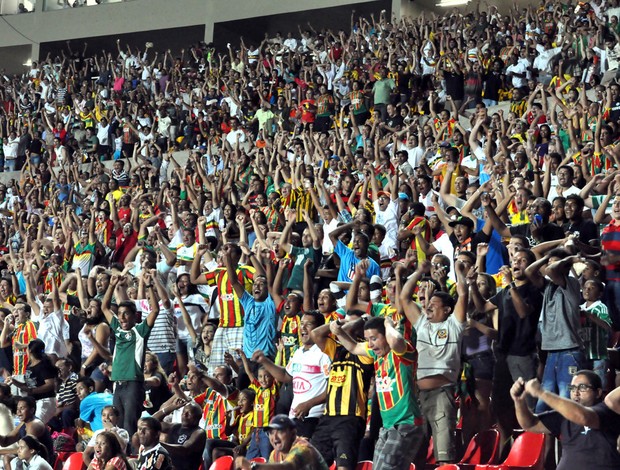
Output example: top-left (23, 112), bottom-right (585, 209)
top-left (286, 344), bottom-right (331, 419)
top-left (173, 294), bottom-right (208, 341)
top-left (415, 313), bottom-right (465, 383)
top-left (373, 199), bottom-right (399, 251)
top-left (32, 308), bottom-right (69, 358)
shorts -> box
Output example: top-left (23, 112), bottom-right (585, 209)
top-left (374, 424), bottom-right (425, 470)
top-left (418, 385), bottom-right (457, 462)
top-left (492, 353), bottom-right (538, 410)
top-left (466, 351), bottom-right (495, 381)
top-left (311, 415), bottom-right (365, 470)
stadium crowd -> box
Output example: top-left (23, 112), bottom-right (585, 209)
top-left (1, 1), bottom-right (620, 469)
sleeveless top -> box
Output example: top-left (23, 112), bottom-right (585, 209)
top-left (78, 324), bottom-right (98, 360)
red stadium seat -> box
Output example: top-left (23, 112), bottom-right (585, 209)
top-left (426, 436), bottom-right (436, 468)
top-left (62, 452), bottom-right (84, 470)
top-left (355, 460), bottom-right (373, 470)
top-left (474, 432), bottom-right (546, 470)
top-left (251, 458), bottom-right (267, 464)
top-left (435, 465), bottom-right (461, 470)
top-left (209, 455), bottom-right (233, 470)
top-left (53, 452), bottom-right (72, 470)
top-left (458, 428), bottom-right (500, 469)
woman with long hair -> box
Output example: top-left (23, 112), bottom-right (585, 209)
top-left (87, 431), bottom-right (129, 470)
top-left (172, 273), bottom-right (208, 376)
top-left (77, 299), bottom-right (111, 392)
top-left (10, 434), bottom-right (52, 470)
top-left (11, 339), bottom-right (57, 425)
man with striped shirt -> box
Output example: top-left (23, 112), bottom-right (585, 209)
top-left (0, 303), bottom-right (37, 396)
top-left (333, 316), bottom-right (424, 470)
top-left (191, 243), bottom-right (255, 369)
top-left (310, 310), bottom-right (374, 470)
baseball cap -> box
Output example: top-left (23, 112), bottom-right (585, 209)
top-left (266, 414), bottom-right (296, 430)
top-left (448, 216), bottom-right (474, 229)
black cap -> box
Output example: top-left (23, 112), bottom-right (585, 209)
top-left (448, 216), bottom-right (474, 229)
top-left (266, 414), bottom-right (297, 430)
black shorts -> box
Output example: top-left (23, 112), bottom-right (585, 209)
top-left (311, 415), bottom-right (365, 470)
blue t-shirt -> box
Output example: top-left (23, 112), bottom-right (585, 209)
top-left (476, 218), bottom-right (508, 275)
top-left (239, 291), bottom-right (277, 358)
top-left (334, 240), bottom-right (381, 282)
top-left (80, 391), bottom-right (114, 431)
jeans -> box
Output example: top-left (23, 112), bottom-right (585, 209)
top-left (246, 428), bottom-right (272, 460)
top-left (113, 380), bottom-right (144, 438)
top-left (536, 349), bottom-right (589, 413)
top-left (4, 159), bottom-right (16, 172)
top-left (592, 358), bottom-right (608, 391)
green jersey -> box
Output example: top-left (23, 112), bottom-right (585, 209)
top-left (110, 316), bottom-right (152, 381)
top-left (366, 339), bottom-right (422, 428)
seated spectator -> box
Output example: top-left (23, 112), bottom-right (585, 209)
top-left (151, 401), bottom-right (205, 470)
top-left (9, 435), bottom-right (53, 470)
top-left (76, 377), bottom-right (114, 433)
top-left (135, 417), bottom-right (172, 470)
top-left (0, 397), bottom-right (55, 465)
top-left (235, 415), bottom-right (328, 470)
top-left (83, 406), bottom-right (129, 467)
top-left (88, 431), bottom-right (130, 470)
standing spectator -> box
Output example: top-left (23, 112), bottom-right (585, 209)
top-left (525, 249), bottom-right (591, 411)
top-left (372, 66), bottom-right (395, 121)
top-left (101, 272), bottom-right (161, 438)
top-left (252, 310), bottom-right (331, 438)
top-left (399, 260), bottom-right (469, 465)
top-left (190, 243), bottom-right (255, 370)
top-left (331, 315), bottom-right (424, 470)
top-left (309, 310), bottom-right (374, 470)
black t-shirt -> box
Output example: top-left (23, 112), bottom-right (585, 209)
top-left (539, 402), bottom-right (620, 470)
top-left (449, 230), bottom-right (489, 259)
top-left (565, 218), bottom-right (599, 244)
top-left (490, 283), bottom-right (543, 356)
top-left (443, 70), bottom-right (465, 100)
top-left (145, 372), bottom-right (172, 414)
top-left (137, 443), bottom-right (173, 470)
top-left (167, 424), bottom-right (205, 470)
top-left (385, 113), bottom-right (403, 130)
top-left (609, 99), bottom-right (620, 123)
top-left (25, 358), bottom-right (57, 399)
top-left (510, 222), bottom-right (565, 248)
top-left (483, 71), bottom-right (504, 102)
